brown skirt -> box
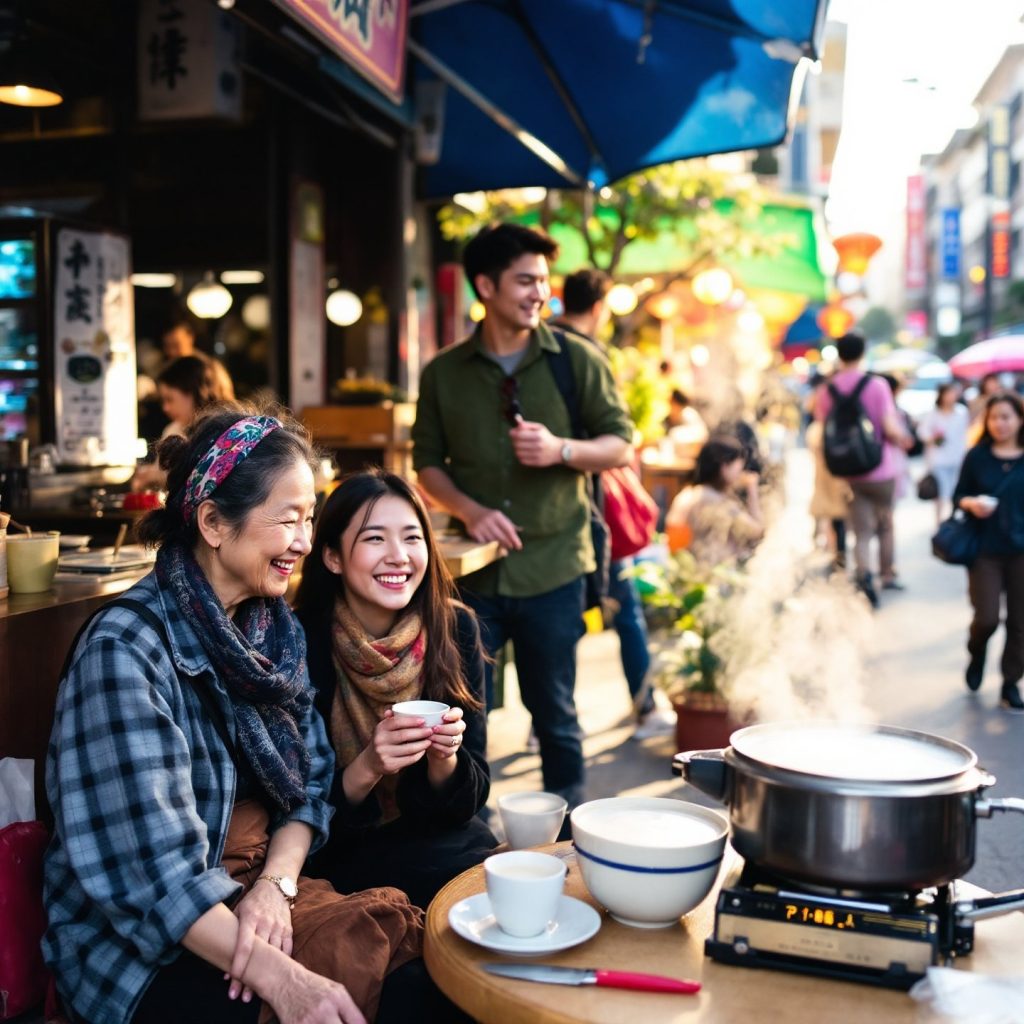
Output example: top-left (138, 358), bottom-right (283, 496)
top-left (221, 799), bottom-right (424, 1023)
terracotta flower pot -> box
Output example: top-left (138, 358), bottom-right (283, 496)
top-left (672, 691), bottom-right (744, 752)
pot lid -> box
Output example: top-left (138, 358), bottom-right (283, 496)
top-left (729, 723), bottom-right (977, 782)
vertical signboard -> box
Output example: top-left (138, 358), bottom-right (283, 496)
top-left (274, 0), bottom-right (409, 104)
top-left (289, 183), bottom-right (326, 412)
top-left (940, 209), bottom-right (961, 280)
top-left (53, 229), bottom-right (137, 466)
top-left (992, 210), bottom-right (1011, 279)
top-left (138, 0), bottom-right (242, 121)
top-left (905, 175), bottom-right (926, 291)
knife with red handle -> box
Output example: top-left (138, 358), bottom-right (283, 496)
top-left (484, 963), bottom-right (701, 993)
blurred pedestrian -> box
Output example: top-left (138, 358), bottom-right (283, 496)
top-left (920, 382), bottom-right (970, 525)
top-left (968, 373), bottom-right (1005, 445)
top-left (952, 393), bottom-right (1024, 711)
top-left (805, 380), bottom-right (851, 569)
top-left (813, 333), bottom-right (913, 607)
top-left (663, 389), bottom-right (709, 455)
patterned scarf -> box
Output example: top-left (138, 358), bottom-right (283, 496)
top-left (330, 599), bottom-right (427, 823)
top-left (156, 541), bottom-right (311, 813)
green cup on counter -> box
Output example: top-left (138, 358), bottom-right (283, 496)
top-left (6, 531), bottom-right (61, 594)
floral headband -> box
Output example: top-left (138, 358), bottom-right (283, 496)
top-left (181, 415), bottom-right (281, 523)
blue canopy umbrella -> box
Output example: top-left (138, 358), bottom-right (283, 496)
top-left (409, 0), bottom-right (827, 196)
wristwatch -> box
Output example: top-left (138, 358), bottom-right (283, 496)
top-left (560, 441), bottom-right (573, 464)
top-left (257, 874), bottom-right (298, 907)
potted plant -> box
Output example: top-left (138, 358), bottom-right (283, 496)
top-left (330, 375), bottom-right (406, 406)
top-left (634, 549), bottom-right (747, 751)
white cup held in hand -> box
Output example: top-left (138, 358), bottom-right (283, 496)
top-left (484, 851), bottom-right (566, 937)
top-left (977, 495), bottom-right (999, 513)
top-left (391, 700), bottom-right (450, 727)
top-left (497, 791), bottom-right (568, 850)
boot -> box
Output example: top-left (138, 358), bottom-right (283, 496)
top-left (856, 571), bottom-right (879, 609)
top-left (1000, 680), bottom-right (1024, 713)
top-left (965, 651), bottom-right (985, 692)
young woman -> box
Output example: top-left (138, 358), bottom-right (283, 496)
top-left (294, 470), bottom-right (497, 909)
top-left (953, 393), bottom-right (1024, 710)
top-left (921, 382), bottom-right (970, 525)
top-left (45, 406), bottom-right (431, 1024)
top-left (665, 435), bottom-right (764, 570)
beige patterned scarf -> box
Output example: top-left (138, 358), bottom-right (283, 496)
top-left (330, 599), bottom-right (427, 822)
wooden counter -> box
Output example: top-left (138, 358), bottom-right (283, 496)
top-left (425, 843), bottom-right (1024, 1024)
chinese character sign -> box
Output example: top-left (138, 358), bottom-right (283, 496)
top-left (275, 0), bottom-right (408, 104)
top-left (941, 209), bottom-right (961, 280)
top-left (905, 175), bottom-right (926, 292)
top-left (138, 0), bottom-right (242, 121)
top-left (53, 229), bottom-right (138, 467)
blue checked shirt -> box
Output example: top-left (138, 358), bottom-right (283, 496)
top-left (42, 572), bottom-right (335, 1024)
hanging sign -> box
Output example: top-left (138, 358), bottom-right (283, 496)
top-left (940, 209), bottom-right (961, 280)
top-left (53, 229), bottom-right (138, 467)
top-left (289, 183), bottom-right (326, 412)
top-left (138, 0), bottom-right (242, 121)
top-left (274, 0), bottom-right (409, 105)
top-left (992, 209), bottom-right (1011, 279)
top-left (905, 175), bottom-right (926, 292)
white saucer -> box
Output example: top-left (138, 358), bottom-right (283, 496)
top-left (448, 893), bottom-right (600, 956)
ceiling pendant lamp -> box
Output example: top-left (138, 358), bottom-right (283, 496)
top-left (186, 272), bottom-right (233, 319)
top-left (0, 48), bottom-right (63, 107)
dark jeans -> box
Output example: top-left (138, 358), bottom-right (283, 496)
top-left (609, 558), bottom-right (654, 717)
top-left (461, 576), bottom-right (587, 808)
top-left (968, 552), bottom-right (1024, 684)
top-left (130, 951), bottom-right (468, 1024)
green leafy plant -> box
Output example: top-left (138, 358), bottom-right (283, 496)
top-left (330, 376), bottom-right (404, 405)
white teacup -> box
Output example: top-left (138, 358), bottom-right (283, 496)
top-left (497, 791), bottom-right (568, 850)
top-left (484, 850), bottom-right (566, 937)
top-left (391, 699), bottom-right (450, 727)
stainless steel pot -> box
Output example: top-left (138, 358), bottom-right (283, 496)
top-left (673, 722), bottom-right (1024, 892)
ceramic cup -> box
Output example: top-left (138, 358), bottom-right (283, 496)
top-left (484, 850), bottom-right (566, 937)
top-left (6, 531), bottom-right (61, 594)
top-left (497, 791), bottom-right (568, 850)
top-left (391, 699), bottom-right (450, 727)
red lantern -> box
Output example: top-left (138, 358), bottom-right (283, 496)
top-left (832, 233), bottom-right (882, 276)
top-left (816, 303), bottom-right (855, 339)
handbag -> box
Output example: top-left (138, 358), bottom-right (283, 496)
top-left (917, 472), bottom-right (939, 501)
top-left (931, 511), bottom-right (982, 566)
top-left (601, 465), bottom-right (659, 561)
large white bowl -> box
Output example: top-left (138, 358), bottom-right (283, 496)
top-left (570, 797), bottom-right (728, 928)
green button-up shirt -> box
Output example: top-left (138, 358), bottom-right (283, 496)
top-left (412, 323), bottom-right (634, 597)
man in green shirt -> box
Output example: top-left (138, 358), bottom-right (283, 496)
top-left (413, 223), bottom-right (634, 810)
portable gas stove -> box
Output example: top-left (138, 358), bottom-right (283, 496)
top-left (705, 862), bottom-right (975, 990)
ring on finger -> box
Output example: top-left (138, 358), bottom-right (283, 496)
top-left (450, 735), bottom-right (459, 747)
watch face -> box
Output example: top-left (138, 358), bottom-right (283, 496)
top-left (279, 877), bottom-right (298, 898)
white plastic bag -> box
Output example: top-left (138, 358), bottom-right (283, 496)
top-left (910, 966), bottom-right (1024, 1024)
top-left (0, 758), bottom-right (34, 829)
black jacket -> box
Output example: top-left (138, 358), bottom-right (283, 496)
top-left (300, 604), bottom-right (491, 838)
top-left (953, 444), bottom-right (1024, 556)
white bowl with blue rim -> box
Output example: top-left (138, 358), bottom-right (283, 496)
top-left (570, 797), bottom-right (728, 928)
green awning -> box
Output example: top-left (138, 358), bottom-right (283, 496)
top-left (524, 201), bottom-right (829, 302)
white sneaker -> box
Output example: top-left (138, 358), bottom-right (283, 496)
top-left (633, 708), bottom-right (676, 740)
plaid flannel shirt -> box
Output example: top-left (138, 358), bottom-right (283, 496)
top-left (42, 572), bottom-right (335, 1024)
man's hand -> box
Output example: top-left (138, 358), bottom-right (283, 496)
top-left (464, 505), bottom-right (523, 550)
top-left (510, 420), bottom-right (563, 467)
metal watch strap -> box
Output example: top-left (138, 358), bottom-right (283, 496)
top-left (257, 874), bottom-right (297, 905)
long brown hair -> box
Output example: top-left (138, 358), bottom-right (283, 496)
top-left (294, 468), bottom-right (481, 710)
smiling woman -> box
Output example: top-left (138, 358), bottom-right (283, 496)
top-left (293, 469), bottom-right (498, 910)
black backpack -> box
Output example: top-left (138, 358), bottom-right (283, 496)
top-left (823, 375), bottom-right (884, 477)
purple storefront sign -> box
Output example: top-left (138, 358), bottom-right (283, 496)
top-left (276, 0), bottom-right (408, 104)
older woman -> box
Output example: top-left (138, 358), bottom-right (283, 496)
top-left (44, 405), bottom-right (427, 1024)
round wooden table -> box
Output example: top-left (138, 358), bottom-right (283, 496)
top-left (424, 842), bottom-right (1024, 1024)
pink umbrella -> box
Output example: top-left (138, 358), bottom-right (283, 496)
top-left (949, 336), bottom-right (1024, 378)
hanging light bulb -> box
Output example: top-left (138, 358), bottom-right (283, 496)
top-left (0, 50), bottom-right (63, 107)
top-left (605, 283), bottom-right (638, 316)
top-left (186, 272), bottom-right (233, 319)
top-left (468, 301), bottom-right (486, 323)
top-left (241, 295), bottom-right (270, 330)
top-left (691, 267), bottom-right (734, 306)
top-left (326, 289), bottom-right (363, 327)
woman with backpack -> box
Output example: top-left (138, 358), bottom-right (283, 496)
top-left (953, 392), bottom-right (1024, 712)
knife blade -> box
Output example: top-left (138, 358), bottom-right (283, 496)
top-left (483, 963), bottom-right (701, 994)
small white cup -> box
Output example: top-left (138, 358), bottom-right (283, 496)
top-left (977, 495), bottom-right (999, 513)
top-left (497, 791), bottom-right (568, 850)
top-left (484, 851), bottom-right (566, 937)
top-left (391, 699), bottom-right (450, 727)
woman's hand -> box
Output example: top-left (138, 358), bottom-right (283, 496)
top-left (961, 497), bottom-right (996, 519)
top-left (426, 707), bottom-right (466, 762)
top-left (365, 710), bottom-right (434, 776)
top-left (226, 878), bottom-right (294, 1000)
top-left (269, 960), bottom-right (366, 1024)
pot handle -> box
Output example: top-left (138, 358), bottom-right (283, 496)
top-left (975, 797), bottom-right (1024, 818)
top-left (672, 749), bottom-right (730, 803)
top-left (956, 888), bottom-right (1024, 922)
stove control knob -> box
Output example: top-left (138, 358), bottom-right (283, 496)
top-left (734, 940), bottom-right (750, 955)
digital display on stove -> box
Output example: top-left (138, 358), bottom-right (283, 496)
top-left (785, 904), bottom-right (857, 929)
